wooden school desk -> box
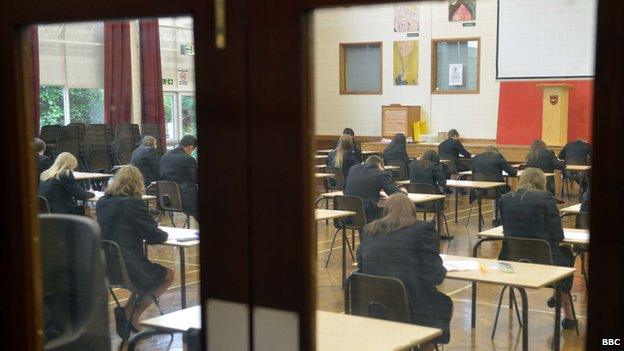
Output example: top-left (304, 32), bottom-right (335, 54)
top-left (315, 209), bottom-right (356, 287)
top-left (315, 154), bottom-right (328, 160)
top-left (157, 226), bottom-right (200, 309)
top-left (86, 191), bottom-right (156, 203)
top-left (73, 171), bottom-right (113, 180)
top-left (319, 190), bottom-right (445, 205)
top-left (315, 173), bottom-right (334, 179)
top-left (457, 170), bottom-right (555, 178)
top-left (442, 254), bottom-right (575, 351)
top-left (138, 307), bottom-right (443, 351)
top-left (559, 203), bottom-right (582, 215)
top-left (398, 179), bottom-right (506, 231)
top-left (565, 164), bottom-right (591, 171)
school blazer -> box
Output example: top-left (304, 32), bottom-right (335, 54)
top-left (130, 145), bottom-right (161, 185)
top-left (326, 149), bottom-right (359, 180)
top-left (558, 140), bottom-right (591, 164)
top-left (526, 149), bottom-right (565, 173)
top-left (344, 163), bottom-right (401, 219)
top-left (160, 146), bottom-right (198, 207)
top-left (472, 153), bottom-right (517, 183)
top-left (38, 171), bottom-right (95, 214)
top-left (438, 138), bottom-right (471, 168)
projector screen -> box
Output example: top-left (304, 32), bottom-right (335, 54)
top-left (497, 0), bottom-right (597, 79)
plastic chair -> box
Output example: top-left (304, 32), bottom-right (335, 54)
top-left (156, 181), bottom-right (190, 228)
top-left (345, 272), bottom-right (411, 322)
top-left (493, 237), bottom-right (579, 338)
top-left (404, 183), bottom-right (450, 238)
top-left (84, 124), bottom-right (115, 173)
top-left (38, 196), bottom-right (51, 214)
top-left (39, 214), bottom-right (110, 351)
top-left (56, 125), bottom-right (87, 170)
top-left (325, 195), bottom-right (366, 268)
top-left (112, 123), bottom-right (141, 165)
top-left (40, 125), bottom-right (61, 157)
top-left (467, 172), bottom-right (503, 228)
top-left (100, 240), bottom-right (166, 342)
top-left (386, 160), bottom-right (408, 181)
top-left (561, 212), bottom-right (589, 287)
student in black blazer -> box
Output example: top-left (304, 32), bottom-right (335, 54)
top-left (558, 138), bottom-right (591, 194)
top-left (38, 152), bottom-right (95, 216)
top-left (382, 133), bottom-right (411, 173)
top-left (34, 138), bottom-right (52, 183)
top-left (580, 187), bottom-right (590, 212)
top-left (357, 193), bottom-right (452, 347)
top-left (408, 150), bottom-right (446, 209)
top-left (344, 155), bottom-right (406, 222)
top-left (438, 129), bottom-right (472, 174)
top-left (472, 146), bottom-right (517, 194)
top-left (525, 140), bottom-right (565, 195)
top-left (131, 136), bottom-right (161, 186)
top-left (342, 127), bottom-right (363, 163)
top-left (499, 168), bottom-right (577, 329)
top-left (327, 134), bottom-right (359, 180)
top-left (160, 135), bottom-right (199, 222)
top-left (97, 165), bottom-right (175, 334)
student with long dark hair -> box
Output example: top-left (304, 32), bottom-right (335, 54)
top-left (131, 135), bottom-right (161, 186)
top-left (342, 127), bottom-right (363, 163)
top-left (525, 139), bottom-right (564, 195)
top-left (499, 168), bottom-right (577, 329)
top-left (97, 166), bottom-right (175, 335)
top-left (472, 146), bottom-right (517, 194)
top-left (357, 193), bottom-right (452, 350)
top-left (327, 134), bottom-right (359, 179)
top-left (382, 133), bottom-right (411, 171)
top-left (408, 150), bottom-right (446, 209)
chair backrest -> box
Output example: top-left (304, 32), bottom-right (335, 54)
top-left (112, 124), bottom-right (140, 165)
top-left (501, 237), bottom-right (553, 265)
top-left (322, 166), bottom-right (345, 191)
top-left (39, 214), bottom-right (110, 351)
top-left (38, 196), bottom-right (51, 214)
top-left (386, 160), bottom-right (408, 181)
top-left (344, 272), bottom-right (411, 323)
top-left (472, 172), bottom-right (500, 199)
top-left (404, 183), bottom-right (439, 212)
top-left (156, 181), bottom-right (185, 212)
top-left (562, 212), bottom-right (590, 230)
top-left (517, 163), bottom-right (528, 170)
top-left (100, 240), bottom-right (136, 292)
top-left (333, 195), bottom-right (367, 230)
top-left (84, 124), bottom-right (114, 172)
top-left (40, 125), bottom-right (61, 144)
top-left (115, 123), bottom-right (141, 145)
top-left (56, 125), bottom-right (85, 159)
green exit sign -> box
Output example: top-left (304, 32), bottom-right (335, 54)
top-left (180, 44), bottom-right (195, 55)
top-left (162, 79), bottom-right (174, 85)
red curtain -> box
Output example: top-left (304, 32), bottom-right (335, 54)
top-left (29, 26), bottom-right (40, 136)
top-left (139, 19), bottom-right (166, 152)
top-left (104, 22), bottom-right (132, 129)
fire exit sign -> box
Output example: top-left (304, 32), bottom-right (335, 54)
top-left (162, 78), bottom-right (174, 85)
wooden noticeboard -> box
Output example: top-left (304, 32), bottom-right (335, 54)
top-left (381, 105), bottom-right (421, 138)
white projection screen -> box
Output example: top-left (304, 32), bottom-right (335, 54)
top-left (497, 0), bottom-right (597, 79)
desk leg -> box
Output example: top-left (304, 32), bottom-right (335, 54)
top-left (341, 222), bottom-right (347, 288)
top-left (454, 191), bottom-right (458, 223)
top-left (518, 287), bottom-right (529, 351)
top-left (553, 283), bottom-right (562, 351)
top-left (477, 198), bottom-right (483, 232)
top-left (471, 282), bottom-right (476, 328)
top-left (179, 247), bottom-right (187, 309)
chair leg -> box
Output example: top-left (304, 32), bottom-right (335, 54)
top-left (148, 292), bottom-right (165, 315)
top-left (568, 291), bottom-right (580, 336)
top-left (109, 287), bottom-right (121, 307)
top-left (580, 251), bottom-right (589, 287)
top-left (465, 202), bottom-right (475, 228)
top-left (184, 215), bottom-right (190, 228)
top-left (491, 286), bottom-right (508, 339)
top-left (125, 293), bottom-right (140, 340)
top-left (168, 212), bottom-right (176, 228)
top-left (510, 288), bottom-right (523, 327)
top-left (156, 211), bottom-right (164, 223)
top-left (324, 229), bottom-right (340, 268)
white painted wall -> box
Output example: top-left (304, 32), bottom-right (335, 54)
top-left (312, 0), bottom-right (500, 139)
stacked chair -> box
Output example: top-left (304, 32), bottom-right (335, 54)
top-left (111, 123), bottom-right (141, 165)
top-left (40, 125), bottom-right (61, 157)
top-left (84, 124), bottom-right (115, 173)
top-left (56, 124), bottom-right (87, 170)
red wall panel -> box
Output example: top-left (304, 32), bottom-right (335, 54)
top-left (496, 80), bottom-right (593, 145)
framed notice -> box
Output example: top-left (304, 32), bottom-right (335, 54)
top-left (381, 105), bottom-right (421, 138)
top-left (449, 64), bottom-right (463, 86)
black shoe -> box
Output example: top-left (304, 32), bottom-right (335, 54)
top-left (547, 297), bottom-right (556, 308)
top-left (114, 306), bottom-right (130, 339)
top-left (491, 218), bottom-right (501, 226)
top-left (444, 187), bottom-right (453, 194)
top-left (561, 318), bottom-right (578, 329)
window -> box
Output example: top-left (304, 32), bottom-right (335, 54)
top-left (164, 93), bottom-right (175, 140)
top-left (68, 88), bottom-right (104, 123)
top-left (181, 94), bottom-right (196, 136)
top-left (162, 92), bottom-right (196, 143)
top-left (39, 85), bottom-right (65, 126)
top-left (432, 38), bottom-right (480, 94)
top-left (339, 42), bottom-right (382, 94)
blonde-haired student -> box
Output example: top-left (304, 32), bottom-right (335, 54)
top-left (38, 152), bottom-right (94, 216)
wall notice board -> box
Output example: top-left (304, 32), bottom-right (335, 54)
top-left (381, 105), bottom-right (420, 138)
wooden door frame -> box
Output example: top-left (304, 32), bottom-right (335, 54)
top-left (1, 1), bottom-right (622, 351)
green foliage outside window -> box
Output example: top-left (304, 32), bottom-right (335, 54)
top-left (181, 95), bottom-right (196, 137)
top-left (69, 88), bottom-right (104, 124)
top-left (39, 86), bottom-right (65, 126)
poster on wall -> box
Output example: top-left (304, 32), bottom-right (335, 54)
top-left (449, 0), bottom-right (476, 21)
top-left (393, 41), bottom-right (419, 85)
top-left (393, 3), bottom-right (419, 33)
top-left (449, 63), bottom-right (463, 86)
top-left (178, 70), bottom-right (189, 86)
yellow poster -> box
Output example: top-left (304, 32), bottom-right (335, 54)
top-left (393, 40), bottom-right (419, 86)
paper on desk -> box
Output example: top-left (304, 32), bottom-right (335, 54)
top-left (443, 259), bottom-right (480, 272)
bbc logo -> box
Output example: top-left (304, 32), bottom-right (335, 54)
top-left (602, 338), bottom-right (621, 346)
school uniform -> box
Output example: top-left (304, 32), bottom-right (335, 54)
top-left (580, 188), bottom-right (590, 212)
top-left (525, 149), bottom-right (564, 194)
top-left (499, 189), bottom-right (574, 290)
top-left (357, 221), bottom-right (452, 343)
top-left (336, 138), bottom-right (363, 163)
top-left (438, 138), bottom-right (471, 173)
top-left (382, 144), bottom-right (411, 173)
top-left (130, 145), bottom-right (161, 186)
top-left (37, 154), bottom-right (52, 182)
top-left (408, 160), bottom-right (446, 210)
top-left (97, 194), bottom-right (169, 290)
top-left (160, 146), bottom-right (199, 221)
top-left (38, 171), bottom-right (95, 215)
top-left (472, 153), bottom-right (516, 194)
top-left (344, 163), bottom-right (401, 222)
top-left (326, 149), bottom-right (359, 180)
top-left (558, 140), bottom-right (591, 194)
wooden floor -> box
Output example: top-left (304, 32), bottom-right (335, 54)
top-left (109, 182), bottom-right (588, 350)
